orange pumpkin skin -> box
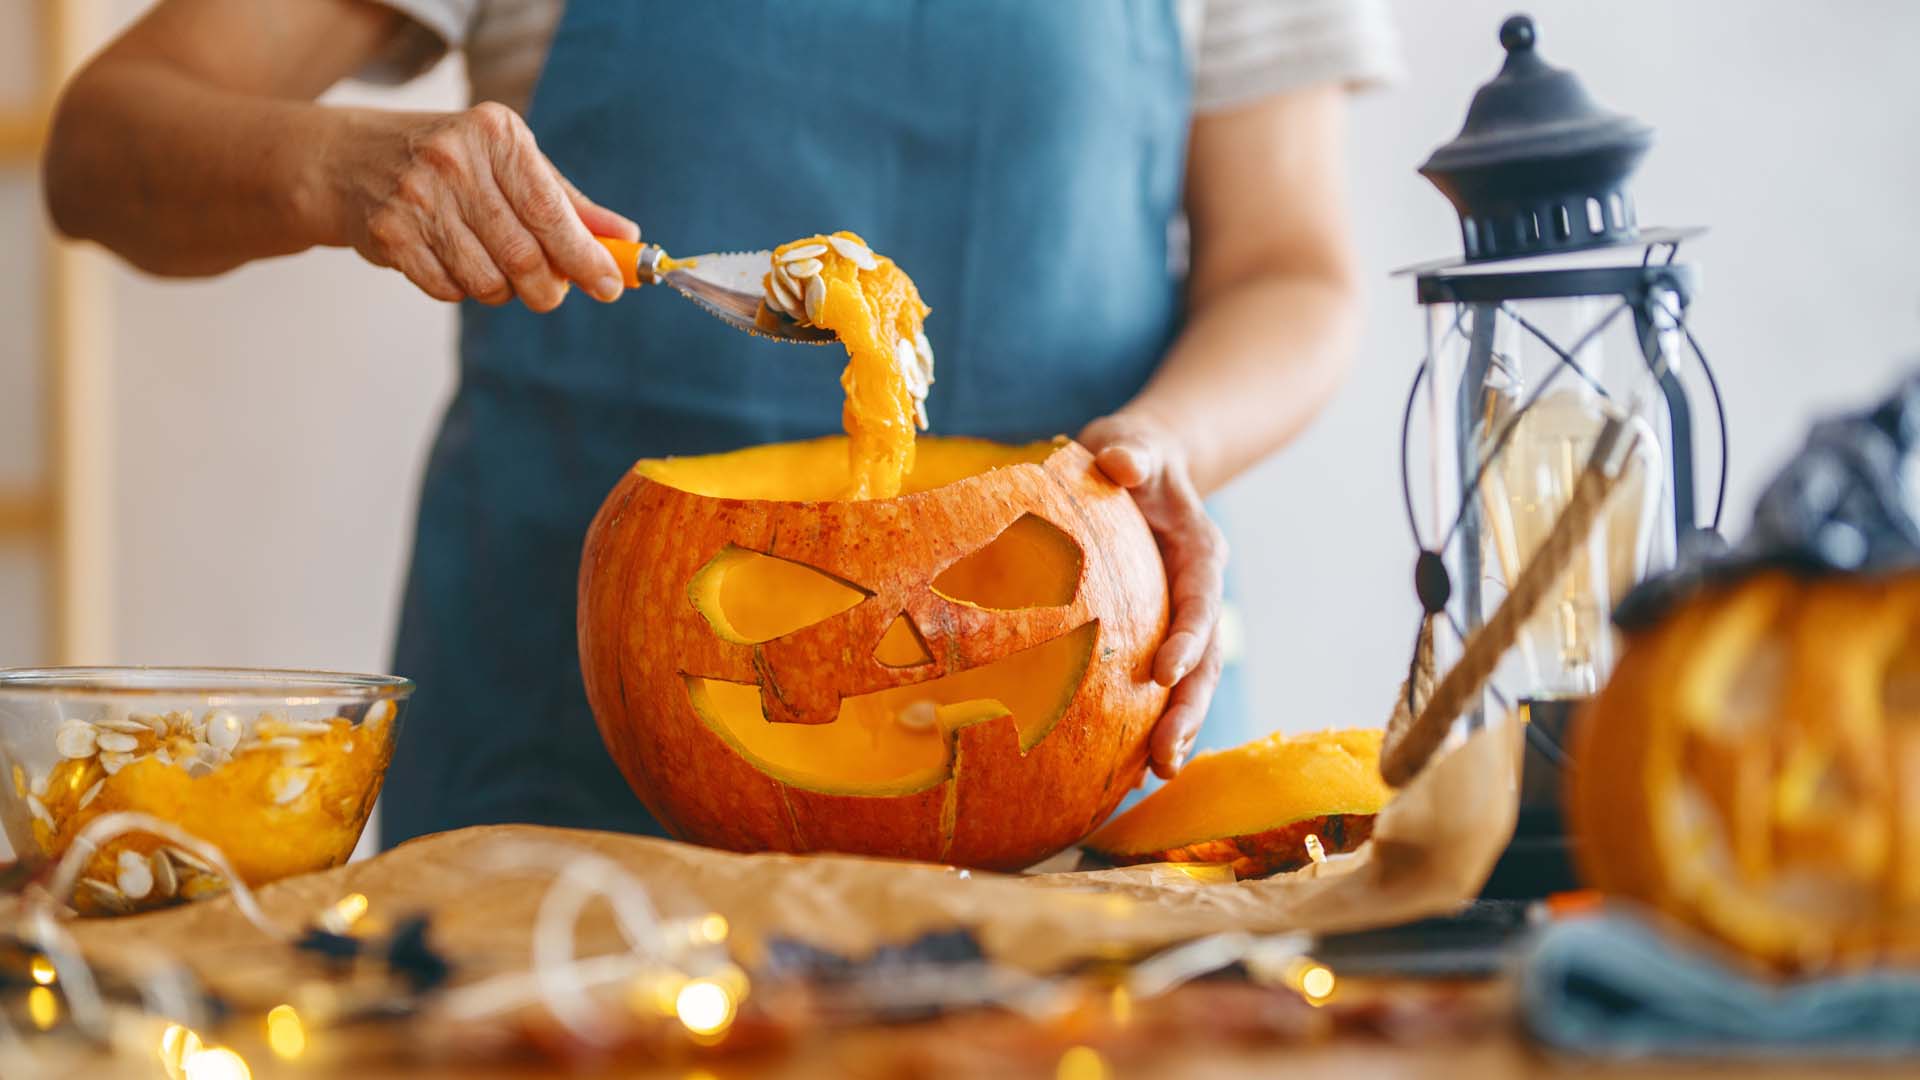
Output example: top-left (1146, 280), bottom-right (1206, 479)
top-left (1570, 571), bottom-right (1920, 973)
top-left (578, 437), bottom-right (1170, 871)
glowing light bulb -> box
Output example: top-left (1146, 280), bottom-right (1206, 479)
top-left (266, 1004), bottom-right (307, 1060)
top-left (1056, 1045), bottom-right (1110, 1080)
top-left (696, 913), bottom-right (729, 944)
top-left (1299, 964), bottom-right (1336, 1004)
top-left (26, 986), bottom-right (58, 1031)
top-left (28, 955), bottom-right (56, 986)
top-left (182, 1046), bottom-right (252, 1080)
top-left (321, 892), bottom-right (370, 934)
top-left (674, 979), bottom-right (736, 1038)
top-left (159, 1023), bottom-right (204, 1080)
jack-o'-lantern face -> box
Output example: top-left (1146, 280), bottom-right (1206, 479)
top-left (1571, 572), bottom-right (1920, 972)
top-left (579, 436), bottom-right (1171, 870)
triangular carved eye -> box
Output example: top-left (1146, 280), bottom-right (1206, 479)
top-left (875, 612), bottom-right (933, 667)
top-left (690, 546), bottom-right (869, 643)
top-left (932, 514), bottom-right (1081, 609)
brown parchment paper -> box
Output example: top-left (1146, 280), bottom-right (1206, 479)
top-left (59, 718), bottom-right (1520, 1005)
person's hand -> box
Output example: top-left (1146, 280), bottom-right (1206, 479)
top-left (328, 102), bottom-right (640, 311)
top-left (1078, 412), bottom-right (1228, 779)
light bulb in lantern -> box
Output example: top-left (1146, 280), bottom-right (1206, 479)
top-left (1477, 380), bottom-right (1661, 698)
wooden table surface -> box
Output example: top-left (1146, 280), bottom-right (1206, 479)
top-left (47, 974), bottom-right (1910, 1080)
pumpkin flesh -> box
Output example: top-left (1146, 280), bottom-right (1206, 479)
top-left (1085, 729), bottom-right (1392, 878)
top-left (764, 231), bottom-right (931, 500)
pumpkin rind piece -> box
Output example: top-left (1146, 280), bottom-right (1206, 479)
top-left (1083, 729), bottom-right (1391, 877)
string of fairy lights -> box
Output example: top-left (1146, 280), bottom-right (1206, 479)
top-left (3, 814), bottom-right (1342, 1075)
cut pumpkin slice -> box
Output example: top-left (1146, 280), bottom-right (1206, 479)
top-left (1083, 728), bottom-right (1392, 878)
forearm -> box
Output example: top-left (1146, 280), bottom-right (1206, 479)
top-left (46, 62), bottom-right (361, 275)
top-left (1122, 269), bottom-right (1360, 495)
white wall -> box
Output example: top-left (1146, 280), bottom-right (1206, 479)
top-left (42, 0), bottom-right (1920, 749)
top-left (1220, 0), bottom-right (1920, 735)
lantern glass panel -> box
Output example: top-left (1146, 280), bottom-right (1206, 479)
top-left (1422, 287), bottom-right (1686, 702)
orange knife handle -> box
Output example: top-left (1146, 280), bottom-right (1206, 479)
top-left (594, 237), bottom-right (658, 289)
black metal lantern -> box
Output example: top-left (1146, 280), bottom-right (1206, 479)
top-left (1397, 15), bottom-right (1728, 896)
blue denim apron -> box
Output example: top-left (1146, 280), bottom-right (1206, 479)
top-left (382, 0), bottom-right (1243, 846)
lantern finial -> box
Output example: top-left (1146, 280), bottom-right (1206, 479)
top-left (1419, 13), bottom-right (1655, 264)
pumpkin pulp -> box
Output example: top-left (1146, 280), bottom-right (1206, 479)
top-left (641, 436), bottom-right (1097, 796)
top-left (768, 232), bottom-right (931, 500)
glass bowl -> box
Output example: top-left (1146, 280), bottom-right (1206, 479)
top-left (0, 667), bottom-right (410, 915)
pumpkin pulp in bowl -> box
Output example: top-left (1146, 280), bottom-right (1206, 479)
top-left (580, 436), bottom-right (1172, 870)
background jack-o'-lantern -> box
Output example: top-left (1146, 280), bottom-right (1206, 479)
top-left (578, 435), bottom-right (1171, 871)
top-left (1570, 572), bottom-right (1920, 973)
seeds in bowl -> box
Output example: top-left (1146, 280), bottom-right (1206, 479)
top-left (14, 704), bottom-right (396, 916)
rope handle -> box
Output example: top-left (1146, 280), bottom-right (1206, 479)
top-left (1381, 416), bottom-right (1639, 787)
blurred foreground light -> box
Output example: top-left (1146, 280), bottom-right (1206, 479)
top-left (182, 1045), bottom-right (252, 1080)
top-left (266, 1003), bottom-right (307, 1060)
top-left (26, 986), bottom-right (58, 1031)
top-left (674, 978), bottom-right (736, 1039)
top-left (1300, 963), bottom-right (1335, 1004)
top-left (159, 1023), bottom-right (205, 1080)
top-left (696, 913), bottom-right (729, 944)
top-left (28, 955), bottom-right (57, 986)
top-left (321, 893), bottom-right (370, 934)
top-left (1056, 1044), bottom-right (1110, 1080)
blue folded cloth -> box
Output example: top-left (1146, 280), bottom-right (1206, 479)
top-left (1521, 909), bottom-right (1920, 1058)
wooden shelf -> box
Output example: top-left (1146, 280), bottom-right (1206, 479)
top-left (0, 111), bottom-right (47, 162)
top-left (0, 489), bottom-right (51, 536)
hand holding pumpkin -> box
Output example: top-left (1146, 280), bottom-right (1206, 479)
top-left (1078, 412), bottom-right (1228, 778)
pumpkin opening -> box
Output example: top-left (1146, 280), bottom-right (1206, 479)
top-left (683, 621), bottom-right (1098, 795)
top-left (633, 435), bottom-right (1060, 502)
top-left (932, 513), bottom-right (1083, 610)
top-left (874, 612), bottom-right (933, 667)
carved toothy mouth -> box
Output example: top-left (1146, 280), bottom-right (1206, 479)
top-left (683, 622), bottom-right (1097, 796)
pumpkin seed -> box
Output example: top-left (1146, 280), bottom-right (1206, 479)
top-left (79, 877), bottom-right (130, 913)
top-left (255, 737), bottom-right (302, 752)
top-left (365, 699), bottom-right (397, 727)
top-left (95, 714), bottom-right (150, 735)
top-left (778, 242), bottom-right (827, 262)
top-left (25, 794), bottom-right (53, 828)
top-left (914, 329), bottom-right (935, 378)
top-left (767, 270), bottom-right (802, 313)
top-left (277, 719), bottom-right (334, 737)
top-left (116, 849), bottom-right (154, 899)
top-left (782, 257), bottom-right (824, 279)
top-left (146, 850), bottom-right (177, 900)
top-left (163, 845), bottom-right (217, 877)
top-left (95, 731), bottom-right (140, 755)
top-left (272, 771), bottom-right (311, 805)
top-left (55, 721), bottom-right (98, 759)
top-left (30, 771), bottom-right (47, 798)
top-left (804, 275), bottom-right (826, 324)
top-left (99, 752), bottom-right (133, 776)
top-left (78, 778), bottom-right (105, 809)
top-left (827, 235), bottom-right (879, 271)
top-left (136, 712), bottom-right (172, 734)
top-left (897, 701), bottom-right (940, 732)
top-left (1304, 833), bottom-right (1327, 864)
top-left (206, 710), bottom-right (244, 752)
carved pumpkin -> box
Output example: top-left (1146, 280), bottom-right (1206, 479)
top-left (1084, 729), bottom-right (1390, 877)
top-left (1569, 571), bottom-right (1920, 972)
top-left (578, 435), bottom-right (1170, 870)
